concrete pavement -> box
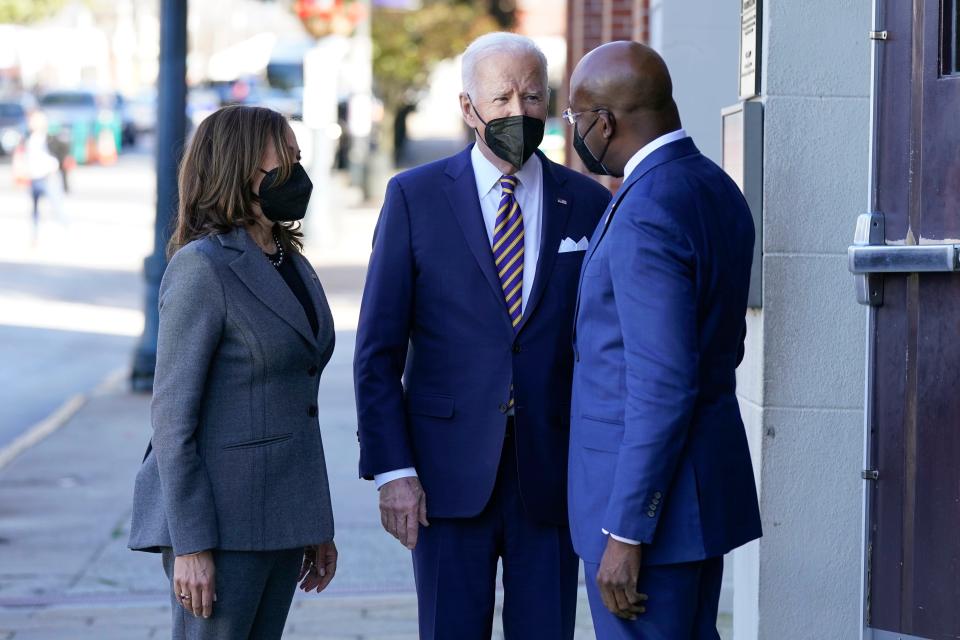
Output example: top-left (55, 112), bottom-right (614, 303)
top-left (0, 328), bottom-right (606, 639)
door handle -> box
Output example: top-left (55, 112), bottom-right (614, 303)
top-left (849, 212), bottom-right (960, 306)
top-left (848, 244), bottom-right (960, 274)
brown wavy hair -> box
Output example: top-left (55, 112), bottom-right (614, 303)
top-left (167, 105), bottom-right (304, 258)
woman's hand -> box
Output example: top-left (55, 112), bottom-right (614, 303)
top-left (173, 550), bottom-right (216, 618)
top-left (298, 541), bottom-right (337, 593)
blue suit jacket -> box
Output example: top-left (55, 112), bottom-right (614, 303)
top-left (355, 146), bottom-right (611, 524)
top-left (568, 137), bottom-right (762, 565)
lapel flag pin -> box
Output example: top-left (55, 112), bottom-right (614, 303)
top-left (557, 198), bottom-right (568, 205)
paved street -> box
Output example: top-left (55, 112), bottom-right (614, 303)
top-left (0, 149), bottom-right (733, 638)
top-left (0, 151), bottom-right (150, 450)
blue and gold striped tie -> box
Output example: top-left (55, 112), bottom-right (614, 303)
top-left (493, 174), bottom-right (525, 330)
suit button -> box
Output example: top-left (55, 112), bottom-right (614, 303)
top-left (499, 403), bottom-right (508, 414)
top-left (512, 343), bottom-right (521, 353)
top-left (308, 405), bottom-right (318, 417)
top-left (308, 365), bottom-right (319, 376)
top-left (647, 510), bottom-right (656, 518)
top-left (653, 491), bottom-right (662, 499)
top-left (652, 497), bottom-right (660, 505)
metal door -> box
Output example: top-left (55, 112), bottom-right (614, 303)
top-left (852, 0), bottom-right (960, 638)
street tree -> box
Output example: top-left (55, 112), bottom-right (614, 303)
top-left (0, 0), bottom-right (67, 24)
top-left (372, 0), bottom-right (499, 166)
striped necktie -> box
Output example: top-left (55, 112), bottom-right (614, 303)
top-left (492, 174), bottom-right (525, 330)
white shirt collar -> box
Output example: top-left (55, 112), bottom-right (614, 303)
top-left (471, 143), bottom-right (542, 199)
top-left (623, 128), bottom-right (689, 180)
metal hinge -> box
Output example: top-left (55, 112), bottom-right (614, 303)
top-left (869, 30), bottom-right (889, 40)
top-left (862, 469), bottom-right (879, 481)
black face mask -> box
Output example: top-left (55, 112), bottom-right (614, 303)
top-left (573, 112), bottom-right (612, 176)
top-left (256, 163), bottom-right (313, 222)
top-left (470, 100), bottom-right (545, 168)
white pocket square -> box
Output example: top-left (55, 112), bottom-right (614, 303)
top-left (559, 236), bottom-right (590, 253)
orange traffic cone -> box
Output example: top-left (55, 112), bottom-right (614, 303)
top-left (97, 129), bottom-right (117, 165)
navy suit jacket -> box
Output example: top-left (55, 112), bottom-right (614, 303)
top-left (355, 146), bottom-right (611, 525)
top-left (568, 137), bottom-right (762, 565)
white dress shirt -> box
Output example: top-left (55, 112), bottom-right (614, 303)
top-left (622, 128), bottom-right (689, 183)
top-left (471, 143), bottom-right (543, 312)
top-left (601, 128), bottom-right (689, 546)
top-left (373, 146), bottom-right (545, 490)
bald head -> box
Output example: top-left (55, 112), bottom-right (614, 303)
top-left (568, 41), bottom-right (681, 176)
top-left (571, 41), bottom-right (676, 117)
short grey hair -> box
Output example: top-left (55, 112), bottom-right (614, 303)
top-left (461, 32), bottom-right (548, 98)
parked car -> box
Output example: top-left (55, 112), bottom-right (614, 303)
top-left (256, 87), bottom-right (303, 120)
top-left (38, 90), bottom-right (122, 164)
top-left (125, 89), bottom-right (157, 136)
top-left (0, 99), bottom-right (27, 155)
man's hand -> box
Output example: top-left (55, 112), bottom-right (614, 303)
top-left (299, 541), bottom-right (338, 593)
top-left (596, 537), bottom-right (648, 620)
top-left (379, 476), bottom-right (429, 550)
top-left (173, 550), bottom-right (216, 619)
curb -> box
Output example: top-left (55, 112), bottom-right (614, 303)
top-left (0, 368), bottom-right (128, 471)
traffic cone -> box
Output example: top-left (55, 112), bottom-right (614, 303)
top-left (97, 129), bottom-right (117, 165)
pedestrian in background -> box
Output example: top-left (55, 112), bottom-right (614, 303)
top-left (20, 112), bottom-right (62, 240)
top-left (128, 105), bottom-right (338, 640)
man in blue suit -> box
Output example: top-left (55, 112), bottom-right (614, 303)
top-left (354, 32), bottom-right (611, 639)
top-left (566, 42), bottom-right (762, 638)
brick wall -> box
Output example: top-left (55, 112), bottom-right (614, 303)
top-left (564, 0), bottom-right (650, 174)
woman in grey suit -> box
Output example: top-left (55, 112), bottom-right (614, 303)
top-left (129, 105), bottom-right (337, 639)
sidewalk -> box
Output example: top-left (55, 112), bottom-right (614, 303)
top-left (0, 325), bottom-right (599, 639)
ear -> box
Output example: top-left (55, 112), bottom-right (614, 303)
top-left (599, 110), bottom-right (617, 140)
top-left (459, 93), bottom-right (478, 128)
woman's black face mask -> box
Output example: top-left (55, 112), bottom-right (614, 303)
top-left (255, 163), bottom-right (313, 222)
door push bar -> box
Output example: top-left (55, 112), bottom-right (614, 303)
top-left (849, 213), bottom-right (960, 306)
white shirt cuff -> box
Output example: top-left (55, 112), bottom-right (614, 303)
top-left (602, 528), bottom-right (642, 545)
top-left (374, 468), bottom-right (418, 490)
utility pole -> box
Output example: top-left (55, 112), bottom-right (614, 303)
top-left (131, 0), bottom-right (188, 392)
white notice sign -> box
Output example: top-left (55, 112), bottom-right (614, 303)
top-left (740, 0), bottom-right (760, 99)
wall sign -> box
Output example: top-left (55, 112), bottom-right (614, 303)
top-left (739, 0), bottom-right (761, 99)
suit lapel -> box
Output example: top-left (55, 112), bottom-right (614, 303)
top-left (572, 196), bottom-right (616, 330)
top-left (573, 137), bottom-right (701, 324)
top-left (443, 148), bottom-right (514, 334)
top-left (515, 154), bottom-right (571, 334)
top-left (222, 228), bottom-right (318, 348)
top-left (292, 252), bottom-right (333, 345)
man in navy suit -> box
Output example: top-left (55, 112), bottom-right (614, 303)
top-left (566, 42), bottom-right (762, 638)
top-left (354, 32), bottom-right (611, 639)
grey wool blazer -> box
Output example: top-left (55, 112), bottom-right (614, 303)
top-left (129, 226), bottom-right (336, 556)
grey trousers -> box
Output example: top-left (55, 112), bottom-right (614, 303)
top-left (161, 547), bottom-right (303, 640)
